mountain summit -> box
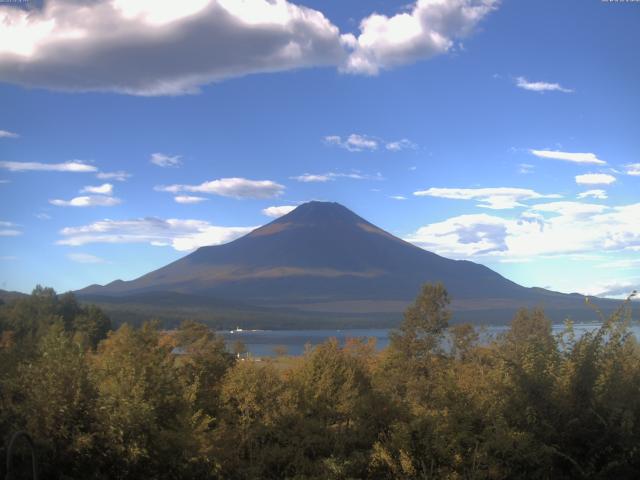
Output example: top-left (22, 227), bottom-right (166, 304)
top-left (78, 201), bottom-right (606, 323)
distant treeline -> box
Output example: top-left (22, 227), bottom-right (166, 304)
top-left (1, 284), bottom-right (639, 479)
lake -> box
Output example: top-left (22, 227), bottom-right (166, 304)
top-left (220, 322), bottom-right (640, 357)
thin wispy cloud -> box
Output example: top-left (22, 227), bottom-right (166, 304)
top-left (518, 163), bottom-right (535, 174)
top-left (174, 195), bottom-right (207, 204)
top-left (389, 195), bottom-right (407, 201)
top-left (150, 153), bottom-right (181, 168)
top-left (81, 183), bottom-right (113, 195)
top-left (530, 149), bottom-right (606, 165)
top-left (58, 217), bottom-right (255, 251)
top-left (0, 221), bottom-right (21, 236)
top-left (413, 187), bottom-right (561, 210)
top-left (385, 139), bottom-right (416, 151)
top-left (262, 205), bottom-right (297, 218)
top-left (35, 213), bottom-right (52, 220)
top-left (515, 77), bottom-right (573, 93)
top-left (577, 189), bottom-right (608, 200)
top-left (67, 253), bottom-right (106, 264)
top-left (0, 161), bottom-right (97, 172)
top-left (50, 196), bottom-right (122, 207)
top-left (625, 163), bottom-right (640, 176)
top-left (291, 171), bottom-right (384, 183)
top-left (325, 134), bottom-right (378, 152)
top-left (324, 134), bottom-right (416, 152)
top-left (97, 171), bottom-right (131, 181)
top-left (575, 173), bottom-right (616, 185)
top-left (156, 177), bottom-right (285, 199)
top-left (0, 129), bottom-right (19, 138)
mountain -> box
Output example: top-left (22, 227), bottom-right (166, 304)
top-left (77, 201), bottom-right (617, 326)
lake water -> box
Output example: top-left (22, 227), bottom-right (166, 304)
top-left (220, 322), bottom-right (640, 357)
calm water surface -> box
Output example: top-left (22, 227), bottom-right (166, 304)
top-left (220, 323), bottom-right (640, 357)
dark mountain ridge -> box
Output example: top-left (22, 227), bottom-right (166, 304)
top-left (77, 201), bottom-right (618, 325)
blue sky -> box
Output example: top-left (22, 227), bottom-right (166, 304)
top-left (0, 0), bottom-right (638, 297)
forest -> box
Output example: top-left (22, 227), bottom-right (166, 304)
top-left (1, 284), bottom-right (639, 479)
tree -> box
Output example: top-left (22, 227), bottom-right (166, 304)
top-left (390, 282), bottom-right (451, 359)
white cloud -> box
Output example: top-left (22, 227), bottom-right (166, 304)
top-left (342, 0), bottom-right (497, 75)
top-left (385, 139), bottom-right (416, 151)
top-left (0, 0), bottom-right (497, 95)
top-left (0, 221), bottom-right (21, 236)
top-left (0, 160), bottom-right (97, 172)
top-left (530, 149), bottom-right (606, 165)
top-left (174, 195), bottom-right (207, 204)
top-left (81, 183), bottom-right (113, 195)
top-left (35, 213), bottom-right (52, 220)
top-left (577, 189), bottom-right (608, 200)
top-left (518, 163), bottom-right (534, 174)
top-left (413, 186), bottom-right (561, 209)
top-left (291, 171), bottom-right (383, 183)
top-left (529, 201), bottom-right (608, 218)
top-left (405, 202), bottom-right (640, 260)
top-left (67, 252), bottom-right (106, 264)
top-left (156, 177), bottom-right (284, 199)
top-left (582, 280), bottom-right (639, 299)
top-left (58, 217), bottom-right (255, 251)
top-left (625, 163), bottom-right (640, 176)
top-left (390, 195), bottom-right (407, 200)
top-left (325, 134), bottom-right (378, 152)
top-left (324, 134), bottom-right (417, 152)
top-left (575, 173), bottom-right (616, 185)
top-left (97, 170), bottom-right (131, 181)
top-left (0, 129), bottom-right (19, 138)
top-left (50, 195), bottom-right (121, 207)
top-left (262, 205), bottom-right (297, 218)
top-left (0, 0), bottom-right (348, 95)
top-left (150, 152), bottom-right (181, 167)
top-left (515, 77), bottom-right (573, 93)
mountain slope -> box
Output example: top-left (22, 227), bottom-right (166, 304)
top-left (77, 201), bottom-right (615, 323)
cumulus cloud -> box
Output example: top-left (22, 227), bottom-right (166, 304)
top-left (578, 189), bottom-right (608, 200)
top-left (262, 205), bottom-right (297, 218)
top-left (413, 186), bottom-right (561, 209)
top-left (50, 195), bottom-right (121, 207)
top-left (0, 0), bottom-right (348, 95)
top-left (156, 177), bottom-right (284, 199)
top-left (342, 0), bottom-right (498, 75)
top-left (625, 163), bottom-right (640, 176)
top-left (405, 202), bottom-right (640, 260)
top-left (0, 160), bottom-right (97, 172)
top-left (174, 195), bottom-right (207, 204)
top-left (530, 149), bottom-right (606, 165)
top-left (291, 171), bottom-right (383, 183)
top-left (0, 129), bottom-right (19, 138)
top-left (575, 173), bottom-right (616, 185)
top-left (96, 170), bottom-right (131, 181)
top-left (67, 252), bottom-right (106, 264)
top-left (515, 77), bottom-right (573, 93)
top-left (81, 183), bottom-right (113, 195)
top-left (58, 217), bottom-right (255, 251)
top-left (150, 152), bottom-right (181, 167)
top-left (0, 0), bottom-right (497, 95)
